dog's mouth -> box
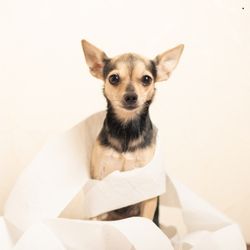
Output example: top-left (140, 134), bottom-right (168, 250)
top-left (108, 99), bottom-right (140, 112)
top-left (122, 103), bottom-right (138, 110)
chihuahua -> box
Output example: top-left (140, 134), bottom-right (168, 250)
top-left (81, 40), bottom-right (183, 223)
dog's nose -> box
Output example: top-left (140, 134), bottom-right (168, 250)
top-left (123, 93), bottom-right (138, 105)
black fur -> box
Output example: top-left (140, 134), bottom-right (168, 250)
top-left (103, 59), bottom-right (115, 79)
top-left (98, 100), bottom-right (155, 152)
top-left (153, 196), bottom-right (160, 227)
top-left (149, 60), bottom-right (157, 80)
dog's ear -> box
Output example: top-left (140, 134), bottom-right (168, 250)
top-left (81, 40), bottom-right (108, 79)
top-left (154, 44), bottom-right (184, 82)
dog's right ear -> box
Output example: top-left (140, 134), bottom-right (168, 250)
top-left (81, 40), bottom-right (108, 79)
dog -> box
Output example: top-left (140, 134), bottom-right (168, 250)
top-left (81, 40), bottom-right (183, 223)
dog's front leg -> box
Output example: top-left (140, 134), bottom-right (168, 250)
top-left (140, 197), bottom-right (158, 220)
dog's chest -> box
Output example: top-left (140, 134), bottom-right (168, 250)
top-left (90, 142), bottom-right (155, 179)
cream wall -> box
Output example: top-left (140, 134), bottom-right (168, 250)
top-left (0, 0), bottom-right (250, 242)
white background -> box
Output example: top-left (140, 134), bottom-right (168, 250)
top-left (0, 0), bottom-right (249, 242)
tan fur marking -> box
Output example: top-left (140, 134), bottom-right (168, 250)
top-left (140, 197), bottom-right (158, 220)
top-left (91, 136), bottom-right (156, 179)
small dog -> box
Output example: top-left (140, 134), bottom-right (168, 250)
top-left (81, 40), bottom-right (183, 223)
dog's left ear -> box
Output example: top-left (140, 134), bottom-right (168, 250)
top-left (154, 44), bottom-right (184, 82)
top-left (81, 40), bottom-right (108, 79)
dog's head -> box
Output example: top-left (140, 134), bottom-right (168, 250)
top-left (81, 40), bottom-right (184, 122)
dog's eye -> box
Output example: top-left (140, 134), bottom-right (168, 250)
top-left (109, 74), bottom-right (120, 85)
top-left (141, 75), bottom-right (152, 86)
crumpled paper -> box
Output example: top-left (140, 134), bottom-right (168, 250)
top-left (0, 111), bottom-right (246, 250)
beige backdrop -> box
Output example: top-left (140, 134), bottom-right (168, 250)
top-left (0, 0), bottom-right (249, 243)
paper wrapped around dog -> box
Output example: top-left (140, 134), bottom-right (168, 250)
top-left (1, 111), bottom-right (246, 249)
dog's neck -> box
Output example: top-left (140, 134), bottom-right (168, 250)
top-left (98, 101), bottom-right (155, 152)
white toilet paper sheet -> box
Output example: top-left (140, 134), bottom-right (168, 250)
top-left (1, 111), bottom-right (246, 249)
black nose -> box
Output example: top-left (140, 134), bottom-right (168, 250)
top-left (123, 93), bottom-right (138, 105)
